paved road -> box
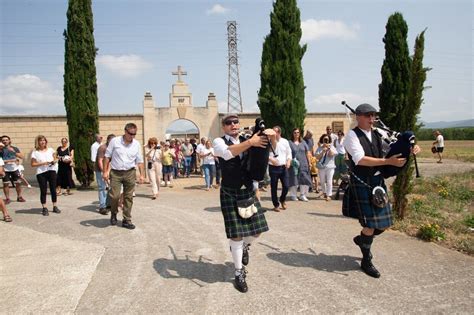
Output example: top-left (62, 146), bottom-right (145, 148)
top-left (1, 162), bottom-right (473, 313)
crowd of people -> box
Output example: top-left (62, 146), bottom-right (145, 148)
top-left (0, 105), bottom-right (424, 293)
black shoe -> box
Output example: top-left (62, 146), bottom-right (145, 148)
top-left (52, 206), bottom-right (61, 214)
top-left (42, 208), bottom-right (49, 216)
top-left (242, 244), bottom-right (250, 266)
top-left (361, 259), bottom-right (381, 278)
top-left (122, 221), bottom-right (136, 230)
top-left (353, 235), bottom-right (373, 260)
top-left (110, 213), bottom-right (117, 225)
top-left (99, 208), bottom-right (109, 215)
top-left (234, 269), bottom-right (248, 293)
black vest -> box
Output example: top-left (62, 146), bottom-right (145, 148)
top-left (218, 136), bottom-right (251, 189)
top-left (348, 127), bottom-right (383, 177)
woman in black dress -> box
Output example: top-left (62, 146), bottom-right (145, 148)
top-left (56, 137), bottom-right (75, 195)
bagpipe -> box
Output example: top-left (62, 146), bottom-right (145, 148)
top-left (241, 118), bottom-right (278, 182)
top-left (342, 101), bottom-right (420, 178)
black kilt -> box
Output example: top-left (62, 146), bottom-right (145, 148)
top-left (220, 186), bottom-right (269, 239)
top-left (342, 174), bottom-right (393, 229)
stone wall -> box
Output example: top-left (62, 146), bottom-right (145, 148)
top-left (0, 115), bottom-right (143, 179)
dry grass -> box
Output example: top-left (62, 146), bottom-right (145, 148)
top-left (417, 140), bottom-right (474, 162)
top-left (392, 170), bottom-right (474, 255)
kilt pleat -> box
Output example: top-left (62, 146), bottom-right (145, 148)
top-left (342, 174), bottom-right (393, 229)
top-left (220, 186), bottom-right (269, 239)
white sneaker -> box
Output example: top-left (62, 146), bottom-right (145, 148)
top-left (160, 181), bottom-right (165, 186)
top-left (300, 195), bottom-right (309, 202)
top-left (290, 196), bottom-right (298, 201)
top-left (27, 184), bottom-right (32, 188)
top-left (167, 181), bottom-right (171, 186)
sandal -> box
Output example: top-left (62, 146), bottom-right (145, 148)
top-left (4, 215), bottom-right (12, 222)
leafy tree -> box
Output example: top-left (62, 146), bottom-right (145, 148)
top-left (257, 0), bottom-right (307, 139)
top-left (378, 12), bottom-right (411, 132)
top-left (63, 0), bottom-right (99, 187)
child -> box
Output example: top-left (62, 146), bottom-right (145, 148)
top-left (16, 159), bottom-right (32, 188)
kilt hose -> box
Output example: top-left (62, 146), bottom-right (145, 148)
top-left (220, 186), bottom-right (269, 239)
top-left (342, 174), bottom-right (393, 229)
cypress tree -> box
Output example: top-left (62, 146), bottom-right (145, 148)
top-left (392, 29), bottom-right (430, 218)
top-left (63, 0), bottom-right (99, 187)
top-left (258, 0), bottom-right (307, 139)
top-left (378, 12), bottom-right (411, 132)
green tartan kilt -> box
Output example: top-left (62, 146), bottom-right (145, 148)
top-left (342, 174), bottom-right (393, 229)
top-left (220, 186), bottom-right (269, 239)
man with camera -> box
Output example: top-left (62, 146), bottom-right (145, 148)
top-left (268, 126), bottom-right (292, 212)
top-left (343, 103), bottom-right (420, 278)
top-left (103, 123), bottom-right (144, 230)
top-left (213, 114), bottom-right (275, 293)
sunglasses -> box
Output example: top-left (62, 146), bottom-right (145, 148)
top-left (126, 130), bottom-right (137, 136)
top-left (224, 119), bottom-right (239, 126)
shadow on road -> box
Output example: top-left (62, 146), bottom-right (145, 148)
top-left (183, 185), bottom-right (207, 190)
top-left (203, 206), bottom-right (221, 212)
top-left (78, 204), bottom-right (99, 213)
top-left (15, 208), bottom-right (43, 215)
top-left (153, 246), bottom-right (233, 287)
top-left (307, 212), bottom-right (346, 219)
top-left (80, 218), bottom-right (111, 228)
top-left (263, 244), bottom-right (360, 276)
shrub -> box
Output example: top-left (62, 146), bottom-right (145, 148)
top-left (417, 223), bottom-right (446, 241)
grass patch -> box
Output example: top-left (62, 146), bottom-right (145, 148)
top-left (417, 140), bottom-right (474, 163)
top-left (392, 170), bottom-right (474, 255)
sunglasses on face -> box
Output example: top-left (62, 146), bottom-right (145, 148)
top-left (126, 130), bottom-right (137, 136)
top-left (224, 119), bottom-right (239, 126)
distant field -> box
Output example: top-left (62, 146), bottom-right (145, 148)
top-left (417, 140), bottom-right (474, 163)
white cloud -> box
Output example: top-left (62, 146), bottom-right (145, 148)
top-left (0, 74), bottom-right (63, 114)
top-left (301, 19), bottom-right (359, 43)
top-left (96, 54), bottom-right (152, 78)
top-left (311, 93), bottom-right (377, 112)
top-left (206, 4), bottom-right (229, 15)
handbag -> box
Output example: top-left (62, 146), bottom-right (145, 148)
top-left (148, 149), bottom-right (156, 169)
top-left (371, 186), bottom-right (388, 208)
top-left (316, 150), bottom-right (328, 169)
top-left (236, 196), bottom-right (258, 219)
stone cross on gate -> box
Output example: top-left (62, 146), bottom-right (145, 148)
top-left (172, 65), bottom-right (187, 82)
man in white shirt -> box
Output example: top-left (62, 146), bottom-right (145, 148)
top-left (343, 103), bottom-right (420, 278)
top-left (90, 133), bottom-right (103, 163)
top-left (326, 126), bottom-right (337, 145)
top-left (432, 130), bottom-right (444, 163)
top-left (196, 137), bottom-right (207, 176)
top-left (213, 114), bottom-right (274, 293)
top-left (0, 157), bottom-right (12, 222)
top-left (103, 123), bottom-right (144, 229)
top-left (268, 126), bottom-right (292, 212)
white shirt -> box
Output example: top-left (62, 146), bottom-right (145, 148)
top-left (31, 148), bottom-right (57, 174)
top-left (201, 147), bottom-right (216, 165)
top-left (436, 135), bottom-right (444, 148)
top-left (345, 128), bottom-right (390, 166)
top-left (213, 135), bottom-right (240, 161)
top-left (329, 133), bottom-right (338, 145)
top-left (91, 141), bottom-right (101, 162)
top-left (335, 137), bottom-right (346, 155)
top-left (0, 157), bottom-right (4, 167)
top-left (315, 145), bottom-right (337, 169)
top-left (196, 143), bottom-right (205, 155)
top-left (105, 136), bottom-right (144, 171)
top-left (269, 137), bottom-right (292, 166)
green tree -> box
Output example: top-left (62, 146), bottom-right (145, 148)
top-left (63, 0), bottom-right (99, 187)
top-left (257, 0), bottom-right (307, 139)
top-left (378, 12), bottom-right (411, 132)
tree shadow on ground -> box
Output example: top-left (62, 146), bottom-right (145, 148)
top-left (15, 208), bottom-right (43, 215)
top-left (77, 204), bottom-right (98, 213)
top-left (153, 246), bottom-right (233, 287)
top-left (307, 212), bottom-right (346, 219)
top-left (203, 206), bottom-right (221, 212)
top-left (261, 243), bottom-right (360, 276)
top-left (80, 218), bottom-right (111, 228)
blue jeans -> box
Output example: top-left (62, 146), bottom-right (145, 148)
top-left (95, 171), bottom-right (108, 209)
top-left (202, 164), bottom-right (216, 188)
top-left (183, 156), bottom-right (192, 176)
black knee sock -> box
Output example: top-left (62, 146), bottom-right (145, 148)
top-left (359, 233), bottom-right (374, 261)
top-left (374, 229), bottom-right (384, 236)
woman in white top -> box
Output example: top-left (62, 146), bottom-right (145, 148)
top-left (200, 139), bottom-right (216, 191)
top-left (334, 131), bottom-right (348, 183)
top-left (314, 134), bottom-right (337, 201)
top-left (30, 135), bottom-right (60, 216)
top-left (145, 137), bottom-right (162, 200)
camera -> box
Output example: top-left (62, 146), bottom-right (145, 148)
top-left (323, 138), bottom-right (329, 144)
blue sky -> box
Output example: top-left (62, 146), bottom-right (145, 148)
top-left (1, 0), bottom-right (472, 123)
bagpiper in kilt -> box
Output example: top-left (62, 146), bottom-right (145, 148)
top-left (342, 103), bottom-right (410, 279)
top-left (213, 114), bottom-right (274, 293)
